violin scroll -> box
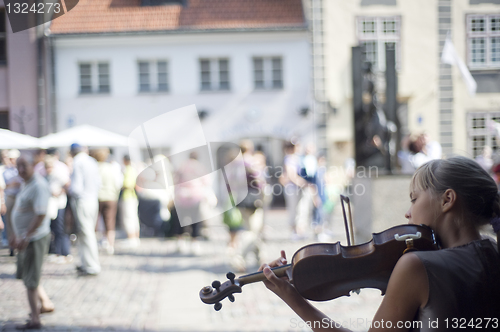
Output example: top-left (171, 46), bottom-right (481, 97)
top-left (200, 272), bottom-right (242, 311)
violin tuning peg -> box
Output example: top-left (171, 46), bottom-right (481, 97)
top-left (214, 302), bottom-right (222, 311)
top-left (212, 280), bottom-right (221, 292)
top-left (226, 272), bottom-right (235, 284)
top-left (228, 294), bottom-right (235, 302)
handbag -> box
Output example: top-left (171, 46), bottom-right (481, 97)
top-left (223, 207), bottom-right (243, 231)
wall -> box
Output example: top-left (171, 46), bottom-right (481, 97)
top-left (53, 31), bottom-right (311, 143)
top-left (0, 4), bottom-right (38, 135)
top-left (452, 0), bottom-right (500, 156)
top-left (324, 0), bottom-right (440, 165)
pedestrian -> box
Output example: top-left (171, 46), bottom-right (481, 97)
top-left (171, 152), bottom-right (210, 255)
top-left (229, 140), bottom-right (265, 271)
top-left (475, 145), bottom-right (494, 173)
top-left (95, 148), bottom-right (122, 255)
top-left (492, 164), bottom-right (500, 190)
top-left (43, 155), bottom-right (72, 263)
top-left (299, 143), bottom-right (319, 233)
top-left (409, 133), bottom-right (442, 170)
top-left (252, 150), bottom-right (271, 235)
top-left (135, 154), bottom-right (174, 236)
top-left (69, 144), bottom-right (101, 276)
top-left (279, 142), bottom-right (308, 238)
top-left (221, 147), bottom-right (245, 254)
top-left (120, 155), bottom-right (141, 247)
top-left (2, 149), bottom-right (23, 256)
top-left (312, 154), bottom-right (327, 236)
top-left (237, 140), bottom-right (265, 232)
top-left (8, 154), bottom-right (54, 329)
top-left (0, 160), bottom-right (6, 243)
top-left (260, 156), bottom-right (500, 331)
top-left (34, 148), bottom-right (70, 178)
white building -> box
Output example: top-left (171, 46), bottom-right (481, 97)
top-left (49, 0), bottom-right (312, 170)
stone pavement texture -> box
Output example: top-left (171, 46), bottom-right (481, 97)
top-left (0, 209), bottom-right (382, 332)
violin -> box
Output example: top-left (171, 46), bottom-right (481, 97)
top-left (200, 196), bottom-right (438, 311)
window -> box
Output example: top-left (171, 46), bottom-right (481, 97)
top-left (467, 14), bottom-right (500, 69)
top-left (98, 63), bottom-right (110, 93)
top-left (0, 111), bottom-right (8, 129)
top-left (467, 112), bottom-right (500, 158)
top-left (356, 16), bottom-right (400, 71)
top-left (138, 60), bottom-right (169, 92)
top-left (0, 9), bottom-right (6, 66)
top-left (79, 62), bottom-right (110, 94)
top-left (253, 57), bottom-right (283, 89)
top-left (199, 58), bottom-right (230, 91)
top-left (79, 64), bottom-right (92, 93)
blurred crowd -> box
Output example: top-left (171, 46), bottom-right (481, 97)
top-left (220, 139), bottom-right (347, 271)
top-left (0, 139), bottom-right (352, 276)
top-left (0, 145), bottom-right (139, 268)
top-left (398, 131), bottom-right (500, 190)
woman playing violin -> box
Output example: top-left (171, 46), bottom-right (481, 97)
top-left (260, 156), bottom-right (500, 331)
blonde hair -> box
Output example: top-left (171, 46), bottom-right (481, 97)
top-left (411, 157), bottom-right (500, 227)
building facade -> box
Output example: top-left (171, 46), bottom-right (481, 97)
top-left (0, 3), bottom-right (40, 136)
top-left (49, 0), bottom-right (312, 170)
top-left (322, 0), bottom-right (500, 167)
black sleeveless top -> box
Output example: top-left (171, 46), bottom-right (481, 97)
top-left (411, 239), bottom-right (500, 331)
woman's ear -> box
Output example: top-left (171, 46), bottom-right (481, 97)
top-left (441, 189), bottom-right (457, 213)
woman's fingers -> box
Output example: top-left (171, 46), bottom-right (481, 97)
top-left (263, 251), bottom-right (288, 269)
top-left (258, 250), bottom-right (289, 291)
top-left (262, 264), bottom-right (281, 284)
top-left (280, 250), bottom-right (287, 264)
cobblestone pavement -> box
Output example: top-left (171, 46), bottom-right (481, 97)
top-left (0, 209), bottom-right (382, 332)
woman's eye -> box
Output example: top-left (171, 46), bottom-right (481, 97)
top-left (411, 199), bottom-right (416, 203)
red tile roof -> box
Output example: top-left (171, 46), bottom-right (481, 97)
top-left (50, 0), bottom-right (306, 35)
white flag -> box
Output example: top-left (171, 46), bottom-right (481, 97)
top-left (441, 36), bottom-right (477, 97)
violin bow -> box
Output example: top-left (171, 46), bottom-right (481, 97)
top-left (340, 195), bottom-right (355, 246)
top-left (340, 194), bottom-right (361, 295)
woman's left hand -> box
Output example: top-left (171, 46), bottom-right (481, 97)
top-left (258, 250), bottom-right (300, 302)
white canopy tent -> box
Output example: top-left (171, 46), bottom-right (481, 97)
top-left (202, 89), bottom-right (314, 143)
top-left (38, 125), bottom-right (130, 148)
top-left (0, 129), bottom-right (40, 149)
